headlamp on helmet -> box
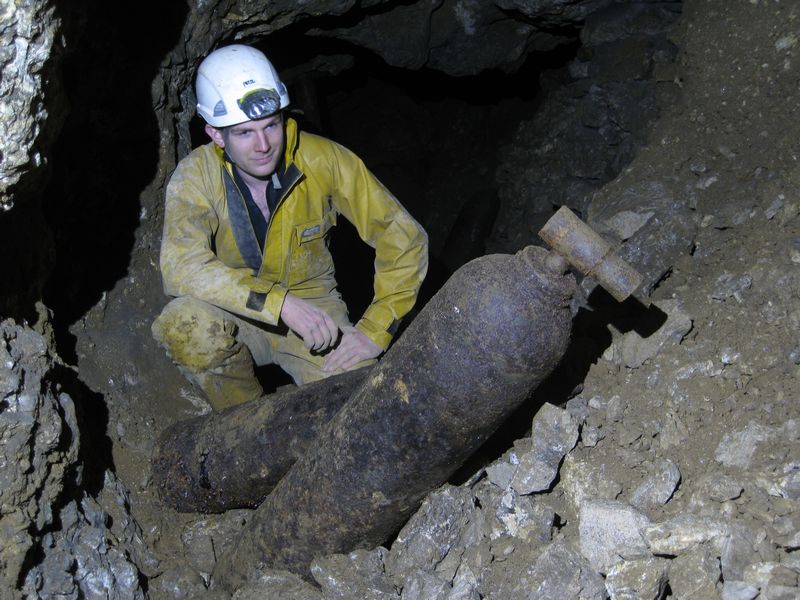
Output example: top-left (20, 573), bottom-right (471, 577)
top-left (237, 88), bottom-right (282, 121)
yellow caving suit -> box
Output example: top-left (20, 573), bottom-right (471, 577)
top-left (152, 117), bottom-right (428, 410)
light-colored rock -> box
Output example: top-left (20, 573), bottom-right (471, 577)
top-left (668, 546), bottom-right (721, 599)
top-left (22, 496), bottom-right (145, 599)
top-left (581, 425), bottom-right (605, 447)
top-left (711, 273), bottom-right (753, 303)
top-left (181, 510), bottom-right (250, 575)
top-left (492, 490), bottom-right (554, 543)
top-left (689, 473), bottom-right (744, 508)
top-left (0, 0), bottom-right (59, 209)
top-left (385, 485), bottom-right (477, 577)
top-left (485, 460), bottom-right (516, 490)
top-left (587, 180), bottom-right (698, 297)
top-left (721, 580), bottom-right (759, 600)
top-left (312, 548), bottom-right (398, 600)
top-left (719, 525), bottom-right (761, 584)
top-left (399, 570), bottom-right (449, 600)
top-left (629, 458), bottom-right (681, 510)
top-left (450, 543), bottom-right (491, 599)
top-left (448, 561), bottom-right (480, 600)
top-left (528, 543), bottom-right (607, 600)
top-left (153, 564), bottom-right (209, 599)
top-left (605, 556), bottom-right (669, 600)
top-left (644, 514), bottom-right (727, 555)
top-left (603, 210), bottom-right (655, 241)
top-left (578, 499), bottom-right (651, 574)
top-left (658, 410), bottom-right (690, 449)
top-left (715, 421), bottom-right (775, 469)
top-left (742, 561), bottom-right (799, 593)
top-left (230, 569), bottom-right (323, 600)
top-left (1, 322), bottom-right (79, 596)
top-left (756, 463), bottom-right (800, 500)
top-left (760, 585), bottom-right (800, 600)
top-left (483, 541), bottom-right (606, 600)
top-left (510, 403), bottom-right (579, 494)
top-left (615, 299), bottom-right (693, 368)
top-left (560, 455), bottom-right (623, 515)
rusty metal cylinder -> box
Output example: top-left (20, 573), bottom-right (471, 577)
top-left (538, 206), bottom-right (643, 302)
top-left (213, 245), bottom-right (575, 589)
top-left (151, 368), bottom-right (370, 512)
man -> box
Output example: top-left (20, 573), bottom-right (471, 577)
top-left (152, 44), bottom-right (428, 410)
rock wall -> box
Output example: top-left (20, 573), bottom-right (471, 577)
top-left (0, 318), bottom-right (152, 599)
top-left (0, 0), bottom-right (65, 321)
top-left (308, 0), bottom-right (609, 75)
top-left (490, 1), bottom-right (683, 255)
top-left (0, 0), bottom-right (60, 210)
top-left (0, 318), bottom-right (77, 595)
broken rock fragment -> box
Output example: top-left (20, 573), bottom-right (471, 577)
top-left (578, 499), bottom-right (651, 574)
top-left (509, 402), bottom-right (579, 495)
top-left (643, 514), bottom-right (727, 556)
top-left (604, 556), bottom-right (669, 600)
top-left (628, 458), bottom-right (681, 510)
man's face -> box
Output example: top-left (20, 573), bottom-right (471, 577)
top-left (205, 112), bottom-right (285, 180)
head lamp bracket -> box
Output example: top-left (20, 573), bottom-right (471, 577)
top-left (237, 88), bottom-right (282, 120)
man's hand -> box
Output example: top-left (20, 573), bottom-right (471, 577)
top-left (280, 293), bottom-right (339, 351)
top-left (323, 327), bottom-right (381, 372)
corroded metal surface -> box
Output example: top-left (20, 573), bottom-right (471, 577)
top-left (214, 246), bottom-right (575, 588)
top-left (151, 368), bottom-right (370, 512)
top-left (538, 206), bottom-right (643, 302)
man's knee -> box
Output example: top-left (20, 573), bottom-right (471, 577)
top-left (151, 296), bottom-right (239, 371)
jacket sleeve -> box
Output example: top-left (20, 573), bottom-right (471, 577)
top-left (159, 156), bottom-right (287, 325)
top-left (328, 143), bottom-right (429, 350)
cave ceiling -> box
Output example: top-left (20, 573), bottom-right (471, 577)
top-left (163, 0), bottom-right (612, 154)
top-left (182, 0), bottom-right (610, 75)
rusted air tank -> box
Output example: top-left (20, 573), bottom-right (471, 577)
top-left (151, 367), bottom-right (370, 513)
top-left (213, 243), bottom-right (577, 590)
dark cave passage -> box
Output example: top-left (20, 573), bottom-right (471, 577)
top-left (42, 0), bottom-right (189, 363)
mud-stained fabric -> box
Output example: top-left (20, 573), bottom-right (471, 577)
top-left (152, 295), bottom-right (373, 410)
top-left (158, 117), bottom-right (428, 352)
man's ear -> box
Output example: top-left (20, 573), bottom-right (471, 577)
top-left (205, 123), bottom-right (225, 148)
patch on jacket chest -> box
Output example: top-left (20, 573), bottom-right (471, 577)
top-left (301, 224), bottom-right (321, 238)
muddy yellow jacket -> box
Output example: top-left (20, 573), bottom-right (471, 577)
top-left (160, 117), bottom-right (428, 349)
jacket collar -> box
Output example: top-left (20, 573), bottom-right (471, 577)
top-left (283, 116), bottom-right (300, 166)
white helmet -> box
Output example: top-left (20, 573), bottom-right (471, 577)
top-left (196, 45), bottom-right (290, 128)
